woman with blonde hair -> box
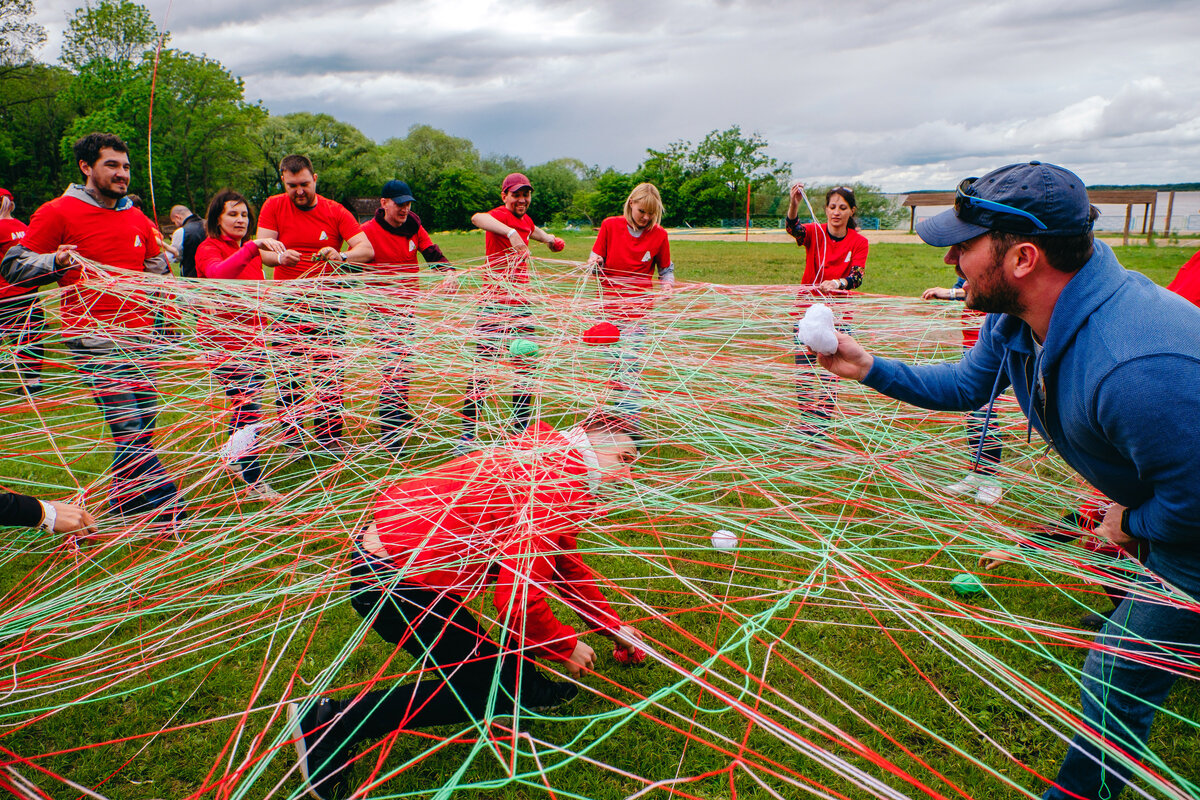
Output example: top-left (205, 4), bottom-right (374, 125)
top-left (586, 183), bottom-right (675, 416)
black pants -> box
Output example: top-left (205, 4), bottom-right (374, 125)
top-left (333, 557), bottom-right (556, 746)
top-left (0, 294), bottom-right (45, 388)
top-left (462, 306), bottom-right (535, 438)
top-left (272, 303), bottom-right (345, 444)
top-left (213, 360), bottom-right (265, 484)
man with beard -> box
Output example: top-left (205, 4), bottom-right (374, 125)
top-left (256, 154), bottom-right (373, 451)
top-left (0, 133), bottom-right (184, 531)
top-left (811, 161), bottom-right (1200, 800)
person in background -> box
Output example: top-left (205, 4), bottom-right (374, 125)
top-left (359, 179), bottom-right (453, 456)
top-left (169, 204), bottom-right (205, 278)
top-left (255, 154), bottom-right (373, 452)
top-left (0, 187), bottom-right (45, 394)
top-left (459, 173), bottom-right (565, 452)
top-left (195, 188), bottom-right (289, 502)
top-left (783, 183), bottom-right (869, 439)
top-left (586, 182), bottom-right (674, 417)
top-left (1, 133), bottom-right (184, 533)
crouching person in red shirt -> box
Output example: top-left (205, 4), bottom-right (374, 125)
top-left (287, 411), bottom-right (645, 798)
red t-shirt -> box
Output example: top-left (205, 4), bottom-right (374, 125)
top-left (258, 194), bottom-right (362, 280)
top-left (1166, 249), bottom-right (1200, 307)
top-left (483, 206), bottom-right (536, 305)
top-left (362, 217), bottom-right (434, 299)
top-left (795, 223), bottom-right (869, 285)
top-left (21, 195), bottom-right (162, 330)
top-left (591, 216), bottom-right (671, 320)
top-left (372, 423), bottom-right (620, 661)
top-left (194, 235), bottom-right (266, 352)
top-left (0, 218), bottom-right (30, 300)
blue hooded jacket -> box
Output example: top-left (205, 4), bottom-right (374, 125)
top-left (864, 241), bottom-right (1200, 591)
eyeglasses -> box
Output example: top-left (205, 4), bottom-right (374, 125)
top-left (954, 178), bottom-right (1047, 232)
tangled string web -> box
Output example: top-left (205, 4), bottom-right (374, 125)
top-left (1, 256), bottom-right (1198, 799)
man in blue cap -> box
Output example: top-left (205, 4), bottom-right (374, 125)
top-left (359, 180), bottom-right (452, 455)
top-left (811, 161), bottom-right (1200, 799)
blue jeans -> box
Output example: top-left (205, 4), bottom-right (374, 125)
top-left (70, 338), bottom-right (179, 517)
top-left (610, 323), bottom-right (646, 417)
top-left (1043, 575), bottom-right (1200, 799)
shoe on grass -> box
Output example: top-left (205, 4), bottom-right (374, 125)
top-left (519, 679), bottom-right (578, 713)
top-left (974, 478), bottom-right (1003, 506)
top-left (946, 471), bottom-right (982, 496)
top-left (288, 698), bottom-right (348, 800)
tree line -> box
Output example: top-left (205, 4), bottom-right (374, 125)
top-left (0, 0), bottom-right (903, 230)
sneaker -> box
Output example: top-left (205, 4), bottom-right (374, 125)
top-left (946, 471), bottom-right (982, 496)
top-left (245, 480), bottom-right (284, 503)
top-left (519, 679), bottom-right (578, 713)
top-left (288, 699), bottom-right (348, 800)
top-left (974, 478), bottom-right (1003, 506)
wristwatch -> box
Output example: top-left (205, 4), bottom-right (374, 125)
top-left (1120, 508), bottom-right (1133, 537)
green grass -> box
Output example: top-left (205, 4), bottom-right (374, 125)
top-left (1, 236), bottom-right (1198, 799)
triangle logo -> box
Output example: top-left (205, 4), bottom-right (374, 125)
top-left (319, 231), bottom-right (329, 241)
top-left (134, 235), bottom-right (142, 247)
top-left (641, 251), bottom-right (652, 262)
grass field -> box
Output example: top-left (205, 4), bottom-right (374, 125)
top-left (1, 236), bottom-right (1197, 799)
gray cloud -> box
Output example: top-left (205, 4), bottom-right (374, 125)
top-left (31, 0), bottom-right (1200, 190)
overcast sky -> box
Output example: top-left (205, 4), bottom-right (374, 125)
top-left (30, 0), bottom-right (1200, 192)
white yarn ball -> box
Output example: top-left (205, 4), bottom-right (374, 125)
top-left (711, 529), bottom-right (739, 550)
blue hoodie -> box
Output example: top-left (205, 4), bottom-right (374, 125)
top-left (864, 241), bottom-right (1200, 592)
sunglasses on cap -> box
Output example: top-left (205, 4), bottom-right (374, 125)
top-left (954, 178), bottom-right (1047, 233)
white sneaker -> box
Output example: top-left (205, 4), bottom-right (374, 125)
top-left (245, 480), bottom-right (284, 503)
top-left (945, 471), bottom-right (982, 496)
top-left (975, 479), bottom-right (1003, 506)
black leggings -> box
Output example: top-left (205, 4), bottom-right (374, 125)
top-left (331, 558), bottom-right (556, 746)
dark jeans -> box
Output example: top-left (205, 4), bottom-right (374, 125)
top-left (69, 338), bottom-right (178, 517)
top-left (375, 312), bottom-right (416, 439)
top-left (329, 555), bottom-right (555, 748)
top-left (272, 303), bottom-right (345, 445)
top-left (1043, 575), bottom-right (1200, 799)
top-left (966, 406), bottom-right (1003, 474)
top-left (213, 360), bottom-right (265, 484)
top-left (462, 306), bottom-right (535, 438)
top-left (0, 294), bottom-right (46, 387)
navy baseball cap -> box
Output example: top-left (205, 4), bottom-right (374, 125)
top-left (381, 180), bottom-right (415, 204)
top-left (916, 161), bottom-right (1096, 247)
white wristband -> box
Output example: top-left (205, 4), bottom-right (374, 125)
top-left (38, 500), bottom-right (56, 533)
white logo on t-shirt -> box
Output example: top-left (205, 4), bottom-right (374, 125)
top-left (9, 231), bottom-right (23, 241)
top-left (134, 235), bottom-right (143, 247)
top-left (319, 231), bottom-right (329, 241)
top-left (408, 240), bottom-right (416, 252)
top-left (641, 251), bottom-right (652, 262)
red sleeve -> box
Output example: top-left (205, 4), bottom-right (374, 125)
top-left (258, 196), bottom-right (279, 232)
top-left (656, 229), bottom-right (671, 274)
top-left (197, 239), bottom-right (258, 279)
top-left (415, 226), bottom-right (433, 252)
top-left (852, 234), bottom-right (869, 268)
top-left (591, 218), bottom-right (612, 259)
top-left (20, 202), bottom-right (68, 255)
top-left (335, 203), bottom-right (362, 243)
top-left (139, 213), bottom-right (161, 259)
top-left (551, 525), bottom-right (621, 632)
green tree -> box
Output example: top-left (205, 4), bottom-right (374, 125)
top-left (802, 183), bottom-right (906, 230)
top-left (428, 167), bottom-right (492, 231)
top-left (378, 125), bottom-right (481, 217)
top-left (528, 158), bottom-right (585, 223)
top-left (0, 64), bottom-right (76, 206)
top-left (1, 0), bottom-right (46, 70)
top-left (251, 112), bottom-right (383, 205)
top-left (571, 169), bottom-right (634, 225)
top-left (60, 0), bottom-right (162, 72)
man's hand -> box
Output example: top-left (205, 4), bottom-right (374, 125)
top-left (547, 237), bottom-right (566, 253)
top-left (565, 639), bottom-right (596, 676)
top-left (922, 287), bottom-right (955, 300)
top-left (49, 501), bottom-right (99, 539)
top-left (815, 331), bottom-right (874, 381)
top-left (979, 549), bottom-right (1015, 570)
top-left (315, 246), bottom-right (342, 263)
top-left (605, 625), bottom-right (643, 657)
top-left (1095, 503), bottom-right (1135, 549)
top-left (54, 244), bottom-right (79, 267)
top-left (277, 248), bottom-right (302, 267)
top-left (506, 228), bottom-right (530, 255)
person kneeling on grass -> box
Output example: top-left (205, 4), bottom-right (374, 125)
top-left (288, 410), bottom-right (646, 799)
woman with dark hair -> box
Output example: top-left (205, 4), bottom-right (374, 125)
top-left (783, 184), bottom-right (870, 435)
top-left (195, 189), bottom-right (288, 501)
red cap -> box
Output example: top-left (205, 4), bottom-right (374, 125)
top-left (0, 188), bottom-right (12, 202)
top-left (501, 172), bottom-right (533, 193)
top-left (583, 321), bottom-right (620, 346)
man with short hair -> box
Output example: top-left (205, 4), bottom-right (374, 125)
top-left (256, 154), bottom-right (374, 449)
top-left (814, 161), bottom-right (1200, 800)
top-left (0, 133), bottom-right (183, 526)
top-left (359, 179), bottom-right (452, 454)
top-left (168, 204), bottom-right (205, 277)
